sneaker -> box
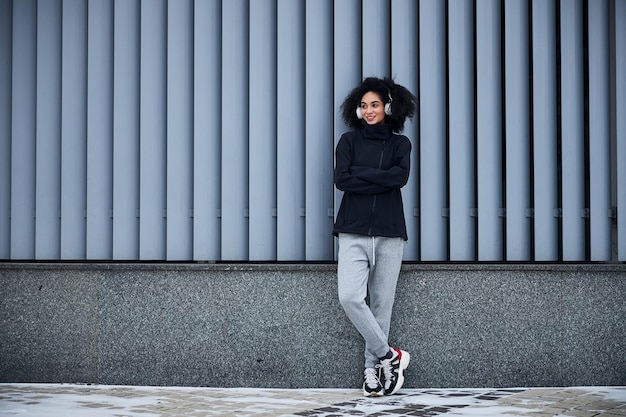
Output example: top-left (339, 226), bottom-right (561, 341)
top-left (378, 347), bottom-right (410, 395)
top-left (362, 368), bottom-right (384, 397)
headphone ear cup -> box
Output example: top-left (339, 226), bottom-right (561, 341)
top-left (384, 102), bottom-right (392, 116)
top-left (356, 107), bottom-right (363, 119)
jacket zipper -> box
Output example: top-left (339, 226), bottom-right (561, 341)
top-left (367, 140), bottom-right (386, 236)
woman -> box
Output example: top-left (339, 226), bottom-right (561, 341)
top-left (333, 76), bottom-right (417, 397)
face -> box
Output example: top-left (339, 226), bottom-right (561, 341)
top-left (359, 91), bottom-right (386, 125)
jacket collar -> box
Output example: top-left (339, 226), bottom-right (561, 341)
top-left (361, 122), bottom-right (393, 141)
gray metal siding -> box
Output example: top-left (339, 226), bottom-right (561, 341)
top-left (618, 0), bottom-right (626, 261)
top-left (0, 0), bottom-right (624, 262)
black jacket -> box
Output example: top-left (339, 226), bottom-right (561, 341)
top-left (333, 123), bottom-right (411, 240)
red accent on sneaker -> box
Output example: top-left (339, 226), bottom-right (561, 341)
top-left (393, 347), bottom-right (402, 360)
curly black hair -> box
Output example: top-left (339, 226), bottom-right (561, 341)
top-left (340, 76), bottom-right (417, 133)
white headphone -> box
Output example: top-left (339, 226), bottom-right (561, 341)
top-left (356, 90), bottom-right (393, 119)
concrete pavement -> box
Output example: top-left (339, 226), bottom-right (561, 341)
top-left (0, 384), bottom-right (625, 416)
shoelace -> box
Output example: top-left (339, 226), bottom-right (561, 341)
top-left (364, 368), bottom-right (380, 388)
top-left (377, 357), bottom-right (396, 383)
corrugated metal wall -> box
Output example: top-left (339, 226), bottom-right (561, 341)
top-left (0, 0), bottom-right (624, 262)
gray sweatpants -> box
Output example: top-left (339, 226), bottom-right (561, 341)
top-left (337, 233), bottom-right (404, 369)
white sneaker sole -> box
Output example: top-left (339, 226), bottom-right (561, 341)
top-left (387, 350), bottom-right (411, 395)
top-left (363, 388), bottom-right (384, 397)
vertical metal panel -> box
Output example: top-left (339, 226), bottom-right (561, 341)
top-left (221, 0), bottom-right (249, 260)
top-left (476, 0), bottom-right (503, 261)
top-left (332, 0), bottom-right (361, 134)
top-left (139, 0), bottom-right (167, 260)
top-left (0, 0), bottom-right (11, 259)
top-left (86, 0), bottom-right (113, 259)
top-left (504, 0), bottom-right (531, 261)
top-left (617, 0), bottom-right (626, 262)
top-left (166, 0), bottom-right (194, 260)
top-left (10, 0), bottom-right (36, 259)
top-left (419, 0), bottom-right (447, 260)
top-left (277, 0), bottom-right (305, 260)
top-left (531, 0), bottom-right (558, 261)
top-left (113, 0), bottom-right (140, 260)
top-left (35, 0), bottom-right (62, 259)
top-left (333, 0), bottom-right (361, 260)
top-left (362, 0), bottom-right (390, 77)
top-left (560, 0), bottom-right (586, 260)
top-left (587, 0), bottom-right (612, 260)
top-left (193, 0), bottom-right (222, 261)
top-left (249, 0), bottom-right (277, 261)
top-left (448, 0), bottom-right (476, 261)
top-left (1, 0), bottom-right (623, 263)
top-left (391, 0), bottom-right (419, 260)
top-left (60, 0), bottom-right (88, 260)
top-left (305, 0), bottom-right (334, 260)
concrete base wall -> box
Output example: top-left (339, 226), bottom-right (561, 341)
top-left (1, 263), bottom-right (625, 388)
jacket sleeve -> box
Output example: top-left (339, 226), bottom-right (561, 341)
top-left (349, 138), bottom-right (411, 188)
top-left (334, 135), bottom-right (393, 194)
